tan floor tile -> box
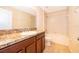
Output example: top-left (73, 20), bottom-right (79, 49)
top-left (44, 42), bottom-right (70, 53)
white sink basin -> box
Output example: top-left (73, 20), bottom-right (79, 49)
top-left (20, 31), bottom-right (37, 36)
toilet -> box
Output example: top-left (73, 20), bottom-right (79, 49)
top-left (45, 34), bottom-right (53, 47)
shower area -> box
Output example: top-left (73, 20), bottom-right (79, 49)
top-left (44, 7), bottom-right (79, 52)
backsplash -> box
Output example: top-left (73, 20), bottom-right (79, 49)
top-left (0, 28), bottom-right (37, 36)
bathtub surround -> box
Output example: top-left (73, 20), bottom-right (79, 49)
top-left (46, 9), bottom-right (68, 35)
top-left (45, 9), bottom-right (69, 46)
top-left (45, 34), bottom-right (69, 46)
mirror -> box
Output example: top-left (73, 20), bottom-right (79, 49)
top-left (0, 6), bottom-right (36, 30)
top-left (0, 8), bottom-right (12, 30)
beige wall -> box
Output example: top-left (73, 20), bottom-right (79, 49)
top-left (12, 8), bottom-right (36, 29)
top-left (68, 7), bottom-right (79, 52)
top-left (46, 10), bottom-right (68, 35)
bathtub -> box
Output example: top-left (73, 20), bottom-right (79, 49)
top-left (45, 33), bottom-right (69, 46)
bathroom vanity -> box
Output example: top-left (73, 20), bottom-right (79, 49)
top-left (0, 32), bottom-right (45, 53)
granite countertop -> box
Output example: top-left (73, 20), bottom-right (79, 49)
top-left (0, 31), bottom-right (44, 49)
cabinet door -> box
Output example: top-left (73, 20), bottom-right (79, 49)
top-left (17, 49), bottom-right (25, 53)
top-left (26, 43), bottom-right (36, 53)
top-left (41, 36), bottom-right (45, 52)
top-left (36, 39), bottom-right (42, 53)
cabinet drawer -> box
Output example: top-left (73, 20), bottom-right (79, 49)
top-left (0, 42), bottom-right (23, 53)
top-left (22, 36), bottom-right (35, 47)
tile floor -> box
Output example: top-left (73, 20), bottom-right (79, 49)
top-left (44, 42), bottom-right (70, 53)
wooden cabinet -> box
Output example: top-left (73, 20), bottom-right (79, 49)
top-left (36, 38), bottom-right (42, 53)
top-left (36, 32), bottom-right (45, 53)
top-left (41, 36), bottom-right (45, 52)
top-left (0, 32), bottom-right (45, 53)
top-left (26, 43), bottom-right (36, 53)
top-left (17, 49), bottom-right (25, 53)
top-left (0, 41), bottom-right (24, 53)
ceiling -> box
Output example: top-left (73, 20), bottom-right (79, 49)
top-left (13, 6), bottom-right (36, 16)
top-left (12, 6), bottom-right (68, 16)
top-left (41, 6), bottom-right (67, 14)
